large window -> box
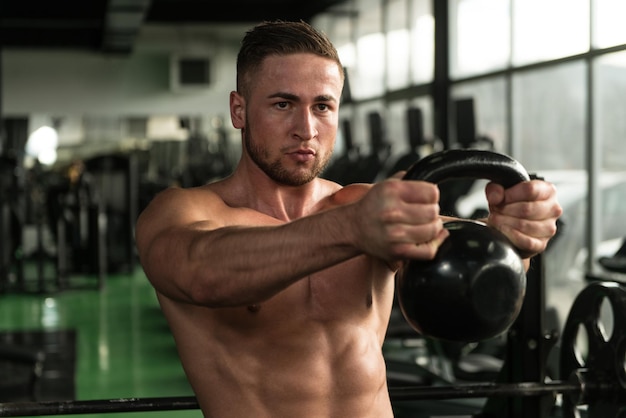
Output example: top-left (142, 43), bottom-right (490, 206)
top-left (449, 0), bottom-right (510, 79)
top-left (592, 50), bottom-right (626, 283)
top-left (512, 62), bottom-right (587, 172)
top-left (314, 1), bottom-right (626, 322)
top-left (593, 0), bottom-right (626, 48)
top-left (448, 0), bottom-right (626, 328)
top-left (512, 0), bottom-right (589, 65)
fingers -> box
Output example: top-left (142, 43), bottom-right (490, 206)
top-left (383, 193), bottom-right (440, 226)
top-left (496, 217), bottom-right (559, 240)
top-left (485, 179), bottom-right (563, 257)
top-left (390, 170), bottom-right (407, 180)
top-left (396, 226), bottom-right (450, 260)
top-left (384, 177), bottom-right (440, 204)
top-left (494, 220), bottom-right (557, 256)
top-left (357, 179), bottom-right (446, 262)
top-left (363, 176), bottom-right (562, 264)
top-left (487, 180), bottom-right (559, 209)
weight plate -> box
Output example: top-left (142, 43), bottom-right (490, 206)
top-left (559, 282), bottom-right (626, 418)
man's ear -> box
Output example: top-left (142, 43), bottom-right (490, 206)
top-left (230, 91), bottom-right (245, 129)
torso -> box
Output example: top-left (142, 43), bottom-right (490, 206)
top-left (155, 178), bottom-right (396, 418)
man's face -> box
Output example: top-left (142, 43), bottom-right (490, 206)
top-left (232, 53), bottom-right (344, 186)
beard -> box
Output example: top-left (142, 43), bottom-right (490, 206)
top-left (243, 122), bottom-right (332, 187)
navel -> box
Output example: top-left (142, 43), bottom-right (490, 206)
top-left (366, 292), bottom-right (373, 308)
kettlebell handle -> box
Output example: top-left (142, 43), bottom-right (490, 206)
top-left (403, 149), bottom-right (530, 187)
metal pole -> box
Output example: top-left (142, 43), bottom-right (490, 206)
top-left (0, 381), bottom-right (582, 417)
top-left (0, 396), bottom-right (199, 417)
top-left (390, 380), bottom-right (579, 401)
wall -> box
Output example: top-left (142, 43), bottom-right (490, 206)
top-left (1, 24), bottom-right (248, 149)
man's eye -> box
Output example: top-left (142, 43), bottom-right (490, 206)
top-left (276, 102), bottom-right (289, 109)
top-left (316, 104), bottom-right (329, 111)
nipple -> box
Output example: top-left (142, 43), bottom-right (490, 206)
top-left (247, 304), bottom-right (261, 313)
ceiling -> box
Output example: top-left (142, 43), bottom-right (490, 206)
top-left (0, 0), bottom-right (350, 54)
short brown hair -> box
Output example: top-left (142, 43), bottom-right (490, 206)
top-left (236, 20), bottom-right (344, 97)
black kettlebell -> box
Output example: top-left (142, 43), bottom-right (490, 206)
top-left (396, 149), bottom-right (530, 342)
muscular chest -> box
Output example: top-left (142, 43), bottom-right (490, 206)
top-left (303, 256), bottom-right (394, 320)
top-left (217, 257), bottom-right (395, 332)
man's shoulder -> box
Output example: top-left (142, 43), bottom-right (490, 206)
top-left (139, 184), bottom-right (229, 225)
top-left (326, 182), bottom-right (372, 206)
top-left (153, 184), bottom-right (221, 205)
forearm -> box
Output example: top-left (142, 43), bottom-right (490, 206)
top-left (145, 205), bottom-right (362, 306)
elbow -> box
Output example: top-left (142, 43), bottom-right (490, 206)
top-left (185, 270), bottom-right (245, 308)
top-left (141, 252), bottom-right (220, 307)
top-left (187, 275), bottom-right (222, 307)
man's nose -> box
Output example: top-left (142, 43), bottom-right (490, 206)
top-left (293, 109), bottom-right (318, 140)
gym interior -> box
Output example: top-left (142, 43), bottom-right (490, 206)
top-left (1, 0), bottom-right (626, 417)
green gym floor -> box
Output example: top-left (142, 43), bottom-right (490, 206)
top-left (0, 267), bottom-right (486, 418)
top-left (0, 266), bottom-right (202, 418)
top-left (0, 266), bottom-right (485, 418)
top-left (0, 264), bottom-right (530, 418)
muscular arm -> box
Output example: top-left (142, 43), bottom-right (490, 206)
top-left (135, 180), bottom-right (446, 307)
top-left (139, 194), bottom-right (360, 306)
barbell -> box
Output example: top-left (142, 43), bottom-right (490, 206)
top-left (1, 282), bottom-right (625, 417)
top-left (0, 381), bottom-right (580, 416)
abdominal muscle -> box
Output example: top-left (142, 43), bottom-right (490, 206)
top-left (159, 259), bottom-right (395, 418)
top-left (194, 321), bottom-right (392, 418)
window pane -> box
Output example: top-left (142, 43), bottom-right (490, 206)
top-left (411, 96), bottom-right (434, 142)
top-left (315, 14), bottom-right (356, 75)
top-left (352, 0), bottom-right (385, 99)
top-left (314, 12), bottom-right (356, 104)
top-left (410, 0), bottom-right (434, 84)
top-left (512, 62), bottom-right (588, 326)
top-left (387, 101), bottom-right (411, 155)
top-left (594, 51), bottom-right (626, 279)
top-left (512, 62), bottom-right (586, 171)
top-left (595, 51), bottom-right (626, 171)
top-left (450, 77), bottom-right (508, 151)
top-left (512, 0), bottom-right (589, 66)
top-left (595, 179), bottom-right (626, 280)
top-left (386, 0), bottom-right (410, 90)
top-left (593, 0), bottom-right (626, 48)
top-left (450, 0), bottom-right (510, 79)
top-left (353, 101), bottom-right (386, 153)
top-left (336, 105), bottom-right (355, 156)
top-left (384, 100), bottom-right (434, 157)
top-left (383, 98), bottom-right (434, 177)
